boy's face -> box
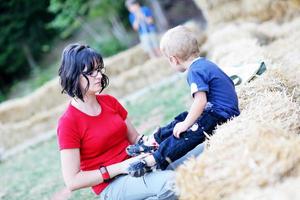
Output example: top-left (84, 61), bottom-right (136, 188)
top-left (127, 4), bottom-right (140, 13)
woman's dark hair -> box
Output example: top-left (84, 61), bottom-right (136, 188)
top-left (58, 43), bottom-right (109, 101)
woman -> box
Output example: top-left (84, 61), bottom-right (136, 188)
top-left (57, 44), bottom-right (177, 200)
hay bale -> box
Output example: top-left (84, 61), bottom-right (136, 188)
top-left (106, 57), bottom-right (171, 98)
top-left (175, 14), bottom-right (300, 200)
top-left (104, 45), bottom-right (149, 76)
top-left (229, 177), bottom-right (300, 200)
top-left (183, 20), bottom-right (207, 47)
top-left (0, 104), bottom-right (66, 150)
top-left (0, 78), bottom-right (67, 124)
top-left (193, 0), bottom-right (300, 25)
top-left (176, 91), bottom-right (300, 200)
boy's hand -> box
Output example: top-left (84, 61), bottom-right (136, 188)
top-left (173, 122), bottom-right (189, 138)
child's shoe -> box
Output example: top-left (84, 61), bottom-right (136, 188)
top-left (126, 136), bottom-right (158, 156)
top-left (127, 159), bottom-right (153, 177)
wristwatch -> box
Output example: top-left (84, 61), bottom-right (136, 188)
top-left (99, 166), bottom-right (110, 182)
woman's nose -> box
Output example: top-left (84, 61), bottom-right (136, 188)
top-left (96, 71), bottom-right (102, 78)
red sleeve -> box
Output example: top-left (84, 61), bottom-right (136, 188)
top-left (102, 95), bottom-right (128, 120)
top-left (57, 116), bottom-right (81, 150)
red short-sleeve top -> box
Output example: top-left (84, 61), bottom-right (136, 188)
top-left (57, 94), bottom-right (130, 194)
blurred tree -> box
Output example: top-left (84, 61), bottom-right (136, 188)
top-left (48, 0), bottom-right (89, 39)
top-left (0, 0), bottom-right (56, 96)
top-left (49, 0), bottom-right (130, 55)
top-left (89, 0), bottom-right (130, 46)
top-left (147, 0), bottom-right (169, 32)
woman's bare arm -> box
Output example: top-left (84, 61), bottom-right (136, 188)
top-left (125, 118), bottom-right (140, 144)
top-left (60, 149), bottom-right (124, 191)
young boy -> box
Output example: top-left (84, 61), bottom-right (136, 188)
top-left (125, 0), bottom-right (160, 58)
top-left (127, 26), bottom-right (240, 177)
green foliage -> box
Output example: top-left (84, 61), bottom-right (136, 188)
top-left (48, 0), bottom-right (89, 38)
top-left (48, 0), bottom-right (130, 38)
top-left (0, 90), bottom-right (6, 102)
top-left (93, 37), bottom-right (127, 57)
top-left (89, 0), bottom-right (128, 24)
top-left (0, 0), bottom-right (56, 96)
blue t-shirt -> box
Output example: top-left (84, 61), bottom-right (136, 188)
top-left (129, 6), bottom-right (156, 35)
top-left (187, 58), bottom-right (240, 119)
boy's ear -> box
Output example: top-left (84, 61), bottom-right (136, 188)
top-left (169, 56), bottom-right (179, 65)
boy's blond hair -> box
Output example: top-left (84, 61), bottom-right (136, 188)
top-left (160, 25), bottom-right (200, 61)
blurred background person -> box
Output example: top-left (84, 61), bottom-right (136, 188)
top-left (126, 0), bottom-right (161, 58)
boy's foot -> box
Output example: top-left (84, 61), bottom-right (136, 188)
top-left (126, 136), bottom-right (158, 157)
top-left (127, 159), bottom-right (154, 177)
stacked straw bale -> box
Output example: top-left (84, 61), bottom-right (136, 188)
top-left (0, 78), bottom-right (65, 124)
top-left (0, 78), bottom-right (68, 150)
top-left (176, 10), bottom-right (300, 200)
top-left (104, 45), bottom-right (148, 76)
top-left (228, 177), bottom-right (300, 200)
top-left (106, 57), bottom-right (172, 98)
top-left (176, 69), bottom-right (300, 199)
top-left (194, 0), bottom-right (300, 24)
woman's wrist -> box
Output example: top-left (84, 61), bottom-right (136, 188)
top-left (106, 162), bottom-right (124, 178)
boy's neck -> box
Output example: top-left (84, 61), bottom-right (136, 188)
top-left (181, 56), bottom-right (200, 70)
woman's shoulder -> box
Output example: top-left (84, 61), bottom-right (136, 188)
top-left (58, 104), bottom-right (77, 126)
top-left (96, 94), bottom-right (119, 103)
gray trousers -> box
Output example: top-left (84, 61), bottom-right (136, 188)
top-left (99, 143), bottom-right (204, 200)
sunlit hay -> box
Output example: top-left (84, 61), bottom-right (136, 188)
top-left (194, 0), bottom-right (300, 25)
top-left (0, 78), bottom-right (67, 124)
top-left (210, 38), bottom-right (266, 68)
top-left (201, 23), bottom-right (269, 67)
top-left (228, 177), bottom-right (300, 200)
top-left (0, 104), bottom-right (66, 150)
top-left (183, 20), bottom-right (207, 47)
top-left (203, 22), bottom-right (255, 49)
top-left (196, 0), bottom-right (242, 24)
top-left (256, 16), bottom-right (300, 41)
top-left (204, 17), bottom-right (299, 55)
top-left (265, 29), bottom-right (300, 71)
top-left (104, 44), bottom-right (148, 76)
top-left (106, 57), bottom-right (171, 98)
top-left (237, 65), bottom-right (300, 111)
top-left (176, 91), bottom-right (300, 200)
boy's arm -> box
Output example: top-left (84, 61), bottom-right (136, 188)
top-left (132, 17), bottom-right (140, 31)
top-left (173, 91), bottom-right (207, 138)
top-left (143, 6), bottom-right (154, 24)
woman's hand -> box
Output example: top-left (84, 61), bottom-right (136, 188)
top-left (119, 154), bottom-right (150, 174)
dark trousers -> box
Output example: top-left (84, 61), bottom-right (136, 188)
top-left (153, 109), bottom-right (227, 170)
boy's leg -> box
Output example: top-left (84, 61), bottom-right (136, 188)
top-left (126, 111), bottom-right (188, 157)
top-left (140, 34), bottom-right (156, 58)
top-left (99, 171), bottom-right (177, 200)
top-left (166, 143), bottom-right (205, 170)
top-left (154, 111), bottom-right (188, 144)
top-left (148, 32), bottom-right (161, 57)
top-left (153, 110), bottom-right (226, 170)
